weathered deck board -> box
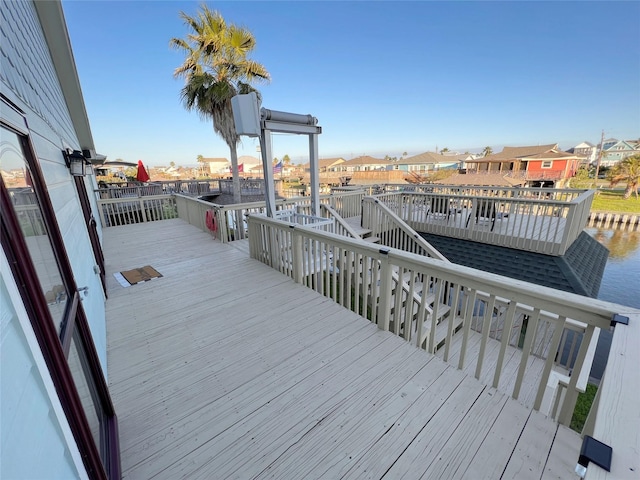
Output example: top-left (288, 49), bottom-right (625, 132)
top-left (103, 219), bottom-right (580, 479)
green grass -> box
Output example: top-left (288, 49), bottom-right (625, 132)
top-left (570, 383), bottom-right (598, 433)
top-left (591, 189), bottom-right (640, 214)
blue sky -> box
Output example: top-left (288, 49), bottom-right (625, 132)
top-left (62, 1), bottom-right (639, 166)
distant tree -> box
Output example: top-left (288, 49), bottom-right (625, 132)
top-left (482, 146), bottom-right (493, 157)
top-left (402, 151), bottom-right (408, 157)
top-left (440, 147), bottom-right (450, 155)
top-left (569, 166), bottom-right (593, 189)
top-left (608, 154), bottom-right (640, 199)
top-left (170, 161), bottom-right (176, 168)
top-left (170, 5), bottom-right (270, 203)
top-left (197, 154), bottom-right (206, 176)
top-left (282, 154), bottom-right (291, 167)
top-left (124, 167), bottom-right (137, 179)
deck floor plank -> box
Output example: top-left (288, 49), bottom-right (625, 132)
top-left (103, 219), bottom-right (580, 480)
top-left (502, 409), bottom-right (560, 479)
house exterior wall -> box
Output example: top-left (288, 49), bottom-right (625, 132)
top-left (527, 159), bottom-right (564, 174)
top-left (1, 253), bottom-right (88, 479)
top-left (1, 1), bottom-right (106, 476)
top-left (1, 0), bottom-right (107, 371)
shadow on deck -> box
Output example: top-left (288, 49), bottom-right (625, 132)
top-left (104, 219), bottom-right (580, 479)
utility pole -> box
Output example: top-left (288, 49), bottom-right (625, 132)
top-left (594, 129), bottom-right (605, 189)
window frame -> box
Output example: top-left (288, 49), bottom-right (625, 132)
top-left (541, 160), bottom-right (553, 169)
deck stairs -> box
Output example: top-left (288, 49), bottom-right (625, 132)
top-left (343, 215), bottom-right (380, 243)
top-left (326, 210), bottom-right (461, 351)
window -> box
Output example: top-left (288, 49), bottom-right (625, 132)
top-left (541, 161), bottom-right (553, 169)
top-left (1, 128), bottom-right (69, 334)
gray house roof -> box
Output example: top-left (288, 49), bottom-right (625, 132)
top-left (419, 231), bottom-right (608, 298)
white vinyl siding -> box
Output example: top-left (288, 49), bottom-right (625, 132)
top-left (1, 254), bottom-right (87, 479)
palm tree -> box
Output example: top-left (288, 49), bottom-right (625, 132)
top-left (482, 146), bottom-right (493, 157)
top-left (440, 147), bottom-right (450, 155)
top-left (608, 154), bottom-right (640, 199)
top-left (170, 5), bottom-right (270, 203)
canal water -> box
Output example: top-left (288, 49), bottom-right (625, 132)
top-left (585, 227), bottom-right (640, 380)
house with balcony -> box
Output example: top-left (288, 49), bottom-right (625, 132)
top-left (466, 144), bottom-right (581, 187)
top-left (601, 139), bottom-right (640, 166)
top-left (571, 141), bottom-right (598, 165)
top-left (2, 2), bottom-right (638, 479)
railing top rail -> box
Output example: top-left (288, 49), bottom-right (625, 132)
top-left (248, 213), bottom-right (627, 329)
top-left (569, 188), bottom-right (596, 204)
top-left (373, 190), bottom-right (584, 206)
top-left (97, 193), bottom-right (173, 204)
top-left (375, 184), bottom-right (590, 194)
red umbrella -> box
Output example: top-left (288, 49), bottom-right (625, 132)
top-left (136, 160), bottom-right (150, 182)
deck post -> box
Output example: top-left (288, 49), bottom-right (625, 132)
top-left (292, 229), bottom-right (304, 284)
top-left (558, 324), bottom-right (596, 426)
top-left (377, 249), bottom-right (392, 331)
top-left (139, 198), bottom-right (148, 223)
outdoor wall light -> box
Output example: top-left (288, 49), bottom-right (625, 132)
top-left (63, 149), bottom-right (88, 176)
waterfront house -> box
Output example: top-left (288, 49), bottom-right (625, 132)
top-left (317, 157), bottom-right (347, 172)
top-left (466, 144), bottom-right (581, 187)
top-left (330, 155), bottom-right (392, 172)
top-left (601, 139), bottom-right (640, 166)
top-left (394, 151), bottom-right (463, 173)
top-left (571, 141), bottom-right (598, 165)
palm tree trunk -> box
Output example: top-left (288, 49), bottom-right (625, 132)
top-left (624, 184), bottom-right (633, 199)
top-left (229, 143), bottom-right (241, 204)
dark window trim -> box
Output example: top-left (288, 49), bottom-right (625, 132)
top-left (73, 176), bottom-right (107, 297)
top-left (1, 115), bottom-right (120, 479)
top-left (1, 183), bottom-right (107, 479)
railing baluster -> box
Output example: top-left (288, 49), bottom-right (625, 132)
top-left (458, 288), bottom-right (477, 369)
top-left (493, 300), bottom-right (519, 388)
top-left (513, 308), bottom-right (541, 400)
top-left (533, 316), bottom-right (566, 411)
top-left (476, 294), bottom-right (497, 380)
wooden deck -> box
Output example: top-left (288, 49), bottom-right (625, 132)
top-left (104, 219), bottom-right (581, 479)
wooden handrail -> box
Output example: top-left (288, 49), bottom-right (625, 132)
top-left (361, 196), bottom-right (448, 261)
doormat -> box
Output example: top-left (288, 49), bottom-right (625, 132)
top-left (114, 265), bottom-right (162, 288)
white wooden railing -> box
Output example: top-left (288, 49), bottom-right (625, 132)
top-left (13, 204), bottom-right (47, 236)
top-left (319, 204), bottom-right (361, 238)
top-left (366, 184), bottom-right (587, 203)
top-left (361, 196), bottom-right (447, 261)
top-left (247, 213), bottom-right (623, 429)
top-left (371, 189), bottom-right (595, 255)
top-left (97, 194), bottom-right (178, 227)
